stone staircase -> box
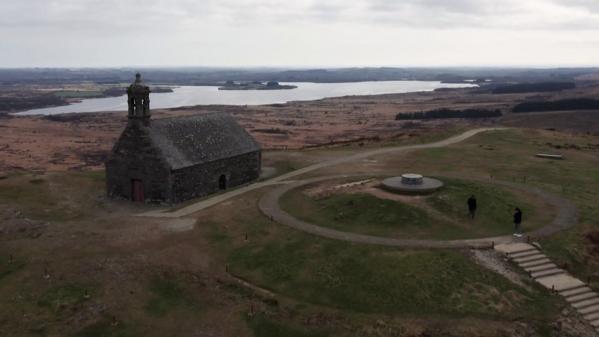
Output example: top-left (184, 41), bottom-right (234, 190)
top-left (496, 243), bottom-right (599, 333)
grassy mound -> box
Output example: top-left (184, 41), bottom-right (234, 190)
top-left (281, 178), bottom-right (544, 240)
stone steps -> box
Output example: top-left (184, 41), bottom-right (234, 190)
top-left (573, 297), bottom-right (599, 310)
top-left (566, 291), bottom-right (598, 304)
top-left (523, 262), bottom-right (557, 273)
top-left (496, 243), bottom-right (599, 333)
top-left (523, 263), bottom-right (559, 274)
top-left (560, 286), bottom-right (592, 298)
top-left (519, 258), bottom-right (552, 269)
top-left (509, 250), bottom-right (540, 259)
top-left (584, 311), bottom-right (599, 321)
top-left (579, 304), bottom-right (599, 315)
top-left (513, 254), bottom-right (547, 264)
top-left (531, 268), bottom-right (565, 279)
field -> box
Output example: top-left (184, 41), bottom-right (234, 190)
top-left (2, 126), bottom-right (599, 336)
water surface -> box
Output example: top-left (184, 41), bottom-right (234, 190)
top-left (17, 81), bottom-right (475, 116)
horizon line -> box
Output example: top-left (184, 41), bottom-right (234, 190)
top-left (1, 65), bottom-right (599, 70)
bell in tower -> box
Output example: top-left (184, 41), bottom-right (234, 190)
top-left (127, 73), bottom-right (151, 120)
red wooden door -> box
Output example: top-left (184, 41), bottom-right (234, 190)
top-left (131, 179), bottom-right (145, 202)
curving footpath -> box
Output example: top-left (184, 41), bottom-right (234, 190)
top-left (258, 175), bottom-right (579, 249)
top-left (140, 127), bottom-right (507, 218)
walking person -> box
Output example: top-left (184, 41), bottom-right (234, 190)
top-left (467, 195), bottom-right (477, 219)
top-left (513, 207), bottom-right (523, 237)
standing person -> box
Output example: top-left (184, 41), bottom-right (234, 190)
top-left (467, 195), bottom-right (477, 219)
top-left (513, 208), bottom-right (523, 237)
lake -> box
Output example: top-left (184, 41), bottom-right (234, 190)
top-left (17, 81), bottom-right (475, 116)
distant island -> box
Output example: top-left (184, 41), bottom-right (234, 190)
top-left (219, 81), bottom-right (297, 91)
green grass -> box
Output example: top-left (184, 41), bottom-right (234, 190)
top-left (73, 318), bottom-right (137, 337)
top-left (0, 172), bottom-right (105, 222)
top-left (247, 314), bottom-right (330, 337)
top-left (29, 178), bottom-right (46, 185)
top-left (400, 128), bottom-right (599, 281)
top-left (229, 233), bottom-right (559, 320)
top-left (144, 277), bottom-right (201, 317)
top-left (282, 191), bottom-right (449, 238)
top-left (86, 170), bottom-right (107, 183)
top-left (280, 178), bottom-right (542, 240)
top-left (0, 256), bottom-right (26, 281)
top-left (38, 283), bottom-right (90, 313)
top-left (426, 178), bottom-right (539, 237)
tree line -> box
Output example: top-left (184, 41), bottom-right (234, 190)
top-left (396, 108), bottom-right (502, 120)
top-left (492, 82), bottom-right (575, 94)
top-left (513, 98), bottom-right (599, 113)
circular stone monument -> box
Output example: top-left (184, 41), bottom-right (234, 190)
top-left (381, 174), bottom-right (444, 195)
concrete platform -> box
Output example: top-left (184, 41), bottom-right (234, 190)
top-left (381, 176), bottom-right (444, 195)
top-left (495, 243), bottom-right (535, 254)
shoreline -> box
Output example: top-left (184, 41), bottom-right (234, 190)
top-left (13, 80), bottom-right (476, 116)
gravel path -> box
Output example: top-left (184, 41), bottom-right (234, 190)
top-left (258, 175), bottom-right (579, 249)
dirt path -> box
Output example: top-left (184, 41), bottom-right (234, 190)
top-left (258, 175), bottom-right (578, 249)
top-left (139, 127), bottom-right (506, 218)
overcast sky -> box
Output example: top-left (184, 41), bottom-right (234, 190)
top-left (1, 0), bottom-right (598, 68)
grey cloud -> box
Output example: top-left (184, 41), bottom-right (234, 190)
top-left (0, 0), bottom-right (598, 67)
top-left (2, 0), bottom-right (599, 31)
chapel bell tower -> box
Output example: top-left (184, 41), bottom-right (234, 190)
top-left (127, 73), bottom-right (151, 120)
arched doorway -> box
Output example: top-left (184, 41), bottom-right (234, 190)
top-left (219, 175), bottom-right (227, 190)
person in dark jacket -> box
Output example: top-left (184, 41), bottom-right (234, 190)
top-left (513, 207), bottom-right (523, 237)
top-left (467, 195), bottom-right (477, 219)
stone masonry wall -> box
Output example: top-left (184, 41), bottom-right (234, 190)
top-left (106, 121), bottom-right (172, 202)
top-left (171, 151), bottom-right (261, 203)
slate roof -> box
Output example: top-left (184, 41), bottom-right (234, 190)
top-left (148, 113), bottom-right (261, 170)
